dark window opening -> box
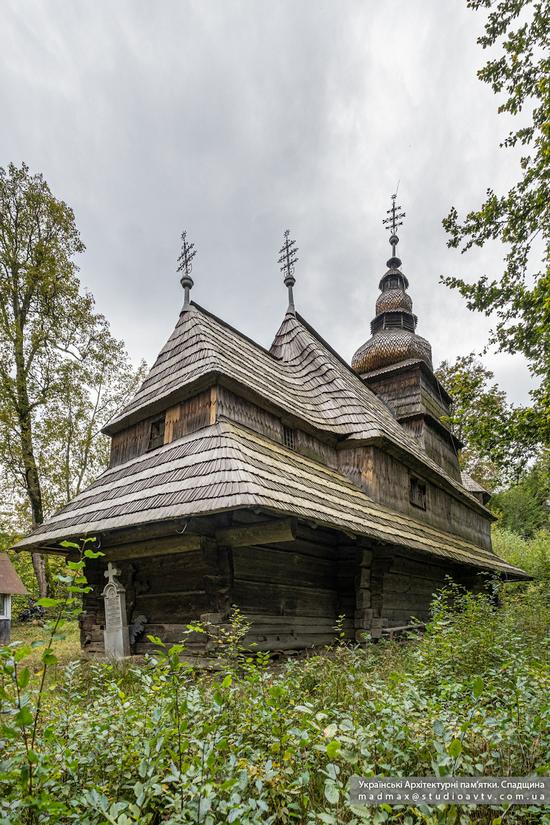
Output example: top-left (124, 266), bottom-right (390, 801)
top-left (148, 415), bottom-right (166, 451)
top-left (409, 476), bottom-right (427, 510)
top-left (283, 425), bottom-right (296, 450)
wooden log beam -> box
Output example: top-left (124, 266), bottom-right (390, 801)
top-left (215, 519), bottom-right (295, 548)
top-left (102, 518), bottom-right (295, 561)
top-left (105, 533), bottom-right (202, 561)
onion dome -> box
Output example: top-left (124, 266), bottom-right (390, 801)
top-left (352, 200), bottom-right (433, 374)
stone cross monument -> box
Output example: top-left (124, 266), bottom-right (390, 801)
top-left (101, 562), bottom-right (130, 659)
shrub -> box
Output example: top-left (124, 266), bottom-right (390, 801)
top-left (0, 578), bottom-right (548, 823)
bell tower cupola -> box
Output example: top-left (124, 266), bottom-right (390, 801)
top-left (352, 195), bottom-right (432, 374)
top-left (352, 194), bottom-right (463, 480)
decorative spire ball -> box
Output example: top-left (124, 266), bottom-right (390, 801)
top-left (177, 230), bottom-right (197, 309)
top-left (278, 229), bottom-right (299, 314)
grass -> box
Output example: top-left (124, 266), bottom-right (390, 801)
top-left (10, 619), bottom-right (81, 671)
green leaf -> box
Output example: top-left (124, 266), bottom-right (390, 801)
top-left (326, 739), bottom-right (341, 759)
top-left (59, 540), bottom-right (80, 549)
top-left (17, 667), bottom-right (30, 689)
top-left (42, 650), bottom-right (58, 667)
top-left (472, 676), bottom-right (484, 698)
top-left (15, 706), bottom-right (34, 728)
top-left (84, 548), bottom-right (104, 558)
top-left (36, 597), bottom-right (59, 608)
top-left (221, 674), bottom-right (232, 689)
top-left (448, 738), bottom-right (462, 758)
top-left (324, 780), bottom-right (340, 805)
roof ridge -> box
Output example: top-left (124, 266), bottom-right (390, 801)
top-left (269, 311), bottom-right (492, 515)
top-left (190, 301), bottom-right (276, 358)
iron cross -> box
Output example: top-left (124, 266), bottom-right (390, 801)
top-left (178, 230), bottom-right (197, 307)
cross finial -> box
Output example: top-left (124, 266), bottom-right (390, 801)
top-left (177, 230), bottom-right (197, 309)
top-left (278, 229), bottom-right (299, 314)
top-left (382, 192), bottom-right (406, 268)
top-left (104, 562), bottom-right (121, 583)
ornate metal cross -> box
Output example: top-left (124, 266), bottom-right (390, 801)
top-left (382, 194), bottom-right (406, 261)
top-left (177, 230), bottom-right (197, 308)
top-left (278, 229), bottom-right (299, 313)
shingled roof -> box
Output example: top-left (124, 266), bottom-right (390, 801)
top-left (13, 420), bottom-right (523, 578)
top-left (103, 303), bottom-right (488, 515)
top-left (0, 553), bottom-right (27, 595)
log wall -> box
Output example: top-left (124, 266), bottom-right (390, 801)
top-left (80, 545), bottom-right (214, 655)
top-left (80, 529), bottom-right (356, 655)
top-left (232, 539), bottom-right (355, 650)
top-left (80, 526), bottom-right (489, 655)
top-left (337, 445), bottom-right (491, 549)
top-left (354, 544), bottom-right (484, 637)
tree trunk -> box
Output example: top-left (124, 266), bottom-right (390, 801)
top-left (14, 322), bottom-right (49, 597)
top-left (31, 553), bottom-right (48, 598)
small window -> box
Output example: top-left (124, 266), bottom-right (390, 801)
top-left (283, 425), bottom-right (296, 450)
top-left (409, 476), bottom-right (427, 510)
top-left (0, 594), bottom-right (8, 618)
top-left (148, 415), bottom-right (165, 451)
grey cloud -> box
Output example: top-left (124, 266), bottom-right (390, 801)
top-left (0, 0), bottom-right (535, 405)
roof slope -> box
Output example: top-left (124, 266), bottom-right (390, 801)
top-left (461, 472), bottom-right (490, 496)
top-left (105, 303), bottom-right (393, 439)
top-left (13, 420), bottom-right (524, 578)
top-left (104, 303), bottom-right (486, 514)
top-left (270, 312), bottom-right (487, 512)
top-left (0, 553), bottom-right (27, 595)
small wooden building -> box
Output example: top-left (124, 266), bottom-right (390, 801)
top-left (13, 221), bottom-right (526, 655)
top-left (0, 553), bottom-right (27, 644)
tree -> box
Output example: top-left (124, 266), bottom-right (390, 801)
top-left (436, 353), bottom-right (539, 488)
top-left (442, 0), bottom-right (549, 442)
top-left (491, 451), bottom-right (550, 537)
top-left (0, 162), bottom-right (142, 595)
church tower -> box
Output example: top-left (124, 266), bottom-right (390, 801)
top-left (352, 196), bottom-right (462, 480)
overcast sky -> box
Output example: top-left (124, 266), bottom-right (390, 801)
top-left (1, 0), bottom-right (536, 405)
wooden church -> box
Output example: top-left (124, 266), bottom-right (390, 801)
top-left (14, 203), bottom-right (526, 655)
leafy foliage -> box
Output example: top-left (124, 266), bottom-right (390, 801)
top-left (493, 526), bottom-right (550, 590)
top-left (1, 579), bottom-right (548, 824)
top-left (0, 162), bottom-right (144, 594)
top-left (441, 0), bottom-right (550, 442)
top-left (490, 451), bottom-right (550, 535)
top-left (435, 353), bottom-right (539, 487)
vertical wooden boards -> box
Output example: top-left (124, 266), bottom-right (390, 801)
top-left (164, 404), bottom-right (182, 444)
top-left (336, 444), bottom-right (492, 550)
top-left (170, 390), bottom-right (212, 441)
top-left (109, 389), bottom-right (213, 468)
top-left (216, 386), bottom-right (283, 443)
top-left (109, 418), bottom-right (152, 467)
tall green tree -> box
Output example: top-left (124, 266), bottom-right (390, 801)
top-left (0, 162), bottom-right (142, 595)
top-left (491, 451), bottom-right (550, 537)
top-left (442, 0), bottom-right (549, 440)
top-left (436, 353), bottom-right (539, 488)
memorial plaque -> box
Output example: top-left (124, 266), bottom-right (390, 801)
top-left (101, 562), bottom-right (130, 659)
